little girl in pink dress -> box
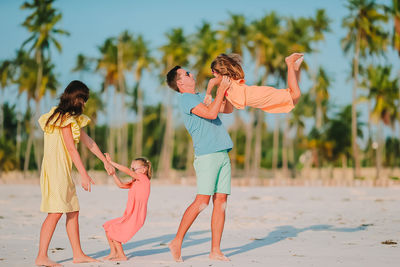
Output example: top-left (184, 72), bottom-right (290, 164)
top-left (102, 153), bottom-right (151, 261)
top-left (204, 53), bottom-right (303, 113)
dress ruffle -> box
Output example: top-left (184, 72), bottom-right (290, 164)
top-left (38, 107), bottom-right (91, 143)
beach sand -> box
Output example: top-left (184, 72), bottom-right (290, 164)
top-left (0, 184), bottom-right (399, 267)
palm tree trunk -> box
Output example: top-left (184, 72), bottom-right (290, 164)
top-left (375, 121), bottom-right (383, 181)
top-left (135, 83), bottom-right (143, 157)
top-left (244, 109), bottom-right (254, 178)
top-left (230, 112), bottom-right (240, 176)
top-left (158, 92), bottom-right (174, 179)
top-left (272, 115), bottom-right (280, 177)
top-left (16, 112), bottom-right (22, 169)
top-left (282, 116), bottom-right (289, 177)
top-left (117, 42), bottom-right (128, 166)
top-left (89, 124), bottom-right (95, 170)
top-left (252, 109), bottom-right (263, 179)
top-left (0, 90), bottom-right (3, 138)
top-left (352, 32), bottom-right (361, 178)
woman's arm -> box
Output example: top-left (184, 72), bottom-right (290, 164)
top-left (111, 173), bottom-right (133, 189)
top-left (62, 125), bottom-right (94, 192)
top-left (80, 130), bottom-right (115, 175)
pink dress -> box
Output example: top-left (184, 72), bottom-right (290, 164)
top-left (103, 173), bottom-right (150, 243)
top-left (226, 79), bottom-right (295, 113)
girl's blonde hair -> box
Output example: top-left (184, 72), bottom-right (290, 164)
top-left (210, 53), bottom-right (245, 80)
top-left (134, 157), bottom-right (152, 179)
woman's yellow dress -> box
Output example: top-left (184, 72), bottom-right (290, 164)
top-left (38, 107), bottom-right (91, 213)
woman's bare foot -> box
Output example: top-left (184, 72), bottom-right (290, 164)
top-left (110, 256), bottom-right (127, 261)
top-left (285, 53), bottom-right (304, 67)
top-left (168, 239), bottom-right (183, 262)
top-left (35, 256), bottom-right (62, 266)
top-left (102, 253), bottom-right (116, 261)
top-left (209, 251), bottom-right (230, 261)
top-left (72, 254), bottom-right (99, 263)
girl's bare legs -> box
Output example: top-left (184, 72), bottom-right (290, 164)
top-left (103, 232), bottom-right (117, 260)
top-left (169, 194), bottom-right (211, 262)
top-left (110, 241), bottom-right (127, 261)
top-left (65, 211), bottom-right (98, 263)
top-left (294, 55), bottom-right (304, 81)
top-left (35, 213), bottom-right (63, 267)
top-left (209, 193), bottom-right (230, 261)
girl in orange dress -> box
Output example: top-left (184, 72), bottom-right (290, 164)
top-left (102, 153), bottom-right (151, 261)
top-left (204, 53), bottom-right (303, 113)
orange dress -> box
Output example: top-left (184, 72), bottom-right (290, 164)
top-left (103, 173), bottom-right (150, 243)
top-left (225, 79), bottom-right (295, 113)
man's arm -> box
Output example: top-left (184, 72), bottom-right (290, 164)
top-left (192, 76), bottom-right (231, 120)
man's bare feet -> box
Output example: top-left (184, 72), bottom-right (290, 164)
top-left (285, 53), bottom-right (304, 68)
top-left (102, 253), bottom-right (116, 261)
top-left (110, 256), bottom-right (128, 261)
top-left (168, 240), bottom-right (183, 262)
top-left (72, 254), bottom-right (99, 264)
top-left (209, 251), bottom-right (230, 261)
top-left (35, 256), bottom-right (62, 267)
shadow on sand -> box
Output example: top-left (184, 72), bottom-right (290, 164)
top-left (59, 224), bottom-right (369, 262)
top-left (183, 224), bottom-right (370, 260)
top-left (58, 230), bottom-right (209, 263)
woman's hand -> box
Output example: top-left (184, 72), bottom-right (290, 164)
top-left (81, 172), bottom-right (95, 192)
top-left (103, 153), bottom-right (115, 175)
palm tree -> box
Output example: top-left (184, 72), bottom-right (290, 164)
top-left (159, 28), bottom-right (190, 178)
top-left (192, 22), bottom-right (227, 89)
top-left (0, 60), bottom-right (14, 138)
top-left (71, 53), bottom-right (94, 80)
top-left (247, 12), bottom-right (281, 178)
top-left (20, 0), bottom-right (68, 173)
top-left (84, 90), bottom-right (104, 169)
top-left (219, 13), bottom-right (248, 175)
top-left (362, 64), bottom-right (398, 180)
top-left (13, 49), bottom-right (58, 172)
top-left (131, 34), bottom-right (154, 158)
top-left (342, 0), bottom-right (389, 178)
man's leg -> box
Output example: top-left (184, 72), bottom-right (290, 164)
top-left (169, 194), bottom-right (211, 262)
top-left (209, 193), bottom-right (229, 261)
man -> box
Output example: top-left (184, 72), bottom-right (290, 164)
top-left (166, 66), bottom-right (233, 262)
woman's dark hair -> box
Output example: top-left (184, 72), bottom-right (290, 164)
top-left (46, 80), bottom-right (90, 127)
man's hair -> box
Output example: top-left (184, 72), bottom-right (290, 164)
top-left (166, 65), bottom-right (181, 92)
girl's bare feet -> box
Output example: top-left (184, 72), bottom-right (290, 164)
top-left (168, 240), bottom-right (183, 262)
top-left (72, 254), bottom-right (99, 263)
top-left (35, 256), bottom-right (62, 266)
top-left (294, 55), bottom-right (304, 71)
top-left (209, 251), bottom-right (230, 261)
top-left (285, 53), bottom-right (304, 68)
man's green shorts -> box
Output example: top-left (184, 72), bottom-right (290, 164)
top-left (193, 150), bottom-right (231, 195)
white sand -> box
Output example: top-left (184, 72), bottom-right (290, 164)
top-left (0, 184), bottom-right (399, 267)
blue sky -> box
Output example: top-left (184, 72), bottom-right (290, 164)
top-left (0, 0), bottom-right (398, 130)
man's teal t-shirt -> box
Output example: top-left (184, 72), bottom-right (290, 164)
top-left (178, 92), bottom-right (233, 156)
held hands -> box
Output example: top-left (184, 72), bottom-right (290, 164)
top-left (81, 172), bottom-right (95, 192)
top-left (103, 153), bottom-right (115, 175)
